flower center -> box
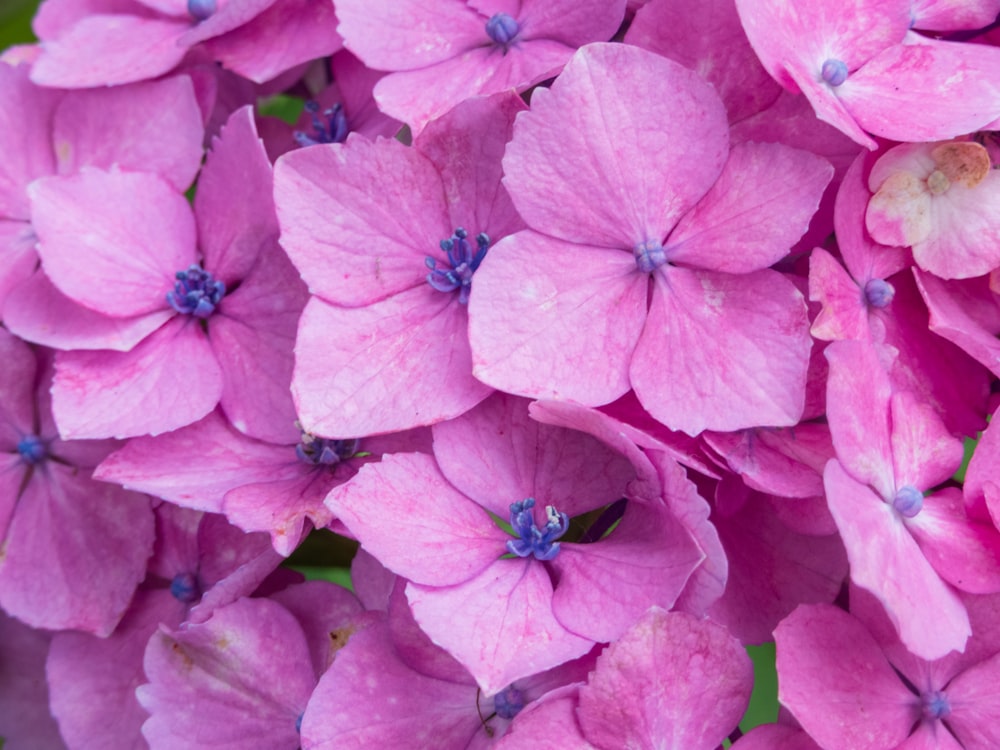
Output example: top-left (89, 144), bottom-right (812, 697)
top-left (926, 170), bottom-right (950, 195)
top-left (892, 484), bottom-right (923, 518)
top-left (506, 498), bottom-right (569, 561)
top-left (425, 228), bottom-right (490, 305)
top-left (296, 429), bottom-right (360, 466)
top-left (864, 278), bottom-right (895, 308)
top-left (187, 0), bottom-right (216, 21)
top-left (294, 101), bottom-right (349, 148)
top-left (821, 59), bottom-right (848, 87)
top-left (921, 690), bottom-right (951, 721)
top-left (485, 13), bottom-right (520, 47)
top-left (166, 265), bottom-right (225, 319)
top-left (633, 239), bottom-right (668, 273)
top-left (170, 572), bottom-right (201, 603)
top-left (493, 685), bottom-right (526, 720)
top-left (17, 434), bottom-right (47, 464)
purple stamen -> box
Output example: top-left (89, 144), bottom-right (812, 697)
top-left (16, 434), bottom-right (47, 465)
top-left (921, 690), bottom-right (951, 720)
top-left (170, 572), bottom-right (201, 603)
top-left (294, 101), bottom-right (350, 148)
top-left (633, 239), bottom-right (668, 273)
top-left (892, 485), bottom-right (924, 518)
top-left (187, 0), bottom-right (216, 21)
top-left (296, 431), bottom-right (360, 466)
top-left (506, 498), bottom-right (569, 561)
top-left (493, 685), bottom-right (526, 720)
top-left (166, 265), bottom-right (225, 319)
top-left (821, 59), bottom-right (849, 87)
top-left (485, 13), bottom-right (520, 46)
top-left (864, 278), bottom-right (895, 308)
top-left (425, 228), bottom-right (490, 304)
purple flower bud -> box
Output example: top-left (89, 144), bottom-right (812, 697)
top-left (922, 690), bottom-right (951, 720)
top-left (493, 685), bottom-right (526, 719)
top-left (633, 239), bottom-right (668, 273)
top-left (892, 485), bottom-right (924, 518)
top-left (187, 0), bottom-right (216, 21)
top-left (821, 59), bottom-right (849, 87)
top-left (16, 434), bottom-right (47, 465)
top-left (486, 13), bottom-right (520, 46)
top-left (170, 572), bottom-right (201, 603)
top-left (864, 278), bottom-right (895, 308)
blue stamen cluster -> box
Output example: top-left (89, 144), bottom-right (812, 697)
top-left (485, 13), bottom-right (520, 47)
top-left (634, 239), bottom-right (668, 273)
top-left (821, 58), bottom-right (849, 87)
top-left (17, 434), bottom-right (47, 465)
top-left (493, 685), bottom-right (526, 720)
top-left (892, 484), bottom-right (924, 518)
top-left (506, 498), bottom-right (569, 561)
top-left (296, 431), bottom-right (360, 466)
top-left (170, 572), bottom-right (201, 604)
top-left (864, 278), bottom-right (895, 308)
top-left (187, 0), bottom-right (216, 21)
top-left (922, 690), bottom-right (951, 720)
top-left (425, 228), bottom-right (489, 305)
top-left (294, 101), bottom-right (350, 148)
top-left (166, 265), bottom-right (226, 319)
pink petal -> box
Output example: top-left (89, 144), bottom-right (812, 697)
top-left (407, 559), bottom-right (593, 694)
top-left (0, 611), bottom-right (66, 750)
top-left (503, 43), bottom-right (729, 249)
top-left (274, 136), bottom-right (449, 307)
top-left (946, 651), bottom-right (1000, 749)
top-left (577, 608), bottom-right (753, 750)
top-left (29, 169), bottom-right (196, 317)
top-left (293, 290), bottom-right (491, 438)
top-left (52, 317), bottom-right (222, 439)
top-left (325, 452), bottom-right (508, 587)
top-left (468, 232), bottom-right (646, 406)
top-left (667, 142), bottom-right (833, 273)
top-left (632, 267), bottom-right (811, 435)
top-left (0, 219), bottom-right (38, 316)
top-left (0, 65), bottom-right (58, 220)
top-left (808, 246), bottom-right (871, 342)
top-left (31, 14), bottom-right (191, 88)
top-left (175, 0), bottom-right (278, 45)
top-left (888, 391), bottom-right (963, 490)
top-left (824, 459), bottom-right (970, 659)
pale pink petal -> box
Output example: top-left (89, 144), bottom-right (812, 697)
top-left (325, 452), bottom-right (508, 587)
top-left (294, 290), bottom-right (490, 438)
top-left (839, 35), bottom-right (1000, 142)
top-left (503, 43), bottom-right (729, 249)
top-left (469, 232), bottom-right (646, 406)
top-left (577, 608), bottom-right (753, 750)
top-left (632, 267), bottom-right (811, 435)
top-left (0, 465), bottom-right (154, 636)
top-left (52, 317), bottom-right (223, 439)
top-left (407, 559), bottom-right (594, 694)
top-left (431, 392), bottom-right (635, 520)
top-left (53, 75), bottom-right (203, 191)
top-left (888, 391), bottom-right (963, 490)
top-left (274, 136), bottom-right (449, 307)
top-left (5, 270), bottom-right (173, 351)
top-left (667, 142), bottom-right (833, 273)
top-left (0, 65), bottom-right (58, 220)
top-left (774, 604), bottom-right (916, 750)
top-left (31, 15), bottom-right (191, 88)
top-left (549, 500), bottom-right (703, 643)
top-left (196, 106), bottom-right (276, 283)
top-left (30, 169), bottom-right (196, 317)
top-left (824, 459), bottom-right (970, 659)
top-left (912, 0), bottom-right (1000, 29)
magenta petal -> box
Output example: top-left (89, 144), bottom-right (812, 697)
top-left (577, 608), bottom-right (753, 750)
top-left (30, 14), bottom-right (190, 88)
top-left (0, 465), bottom-right (154, 636)
top-left (808, 246), bottom-right (870, 341)
top-left (30, 169), bottom-right (196, 317)
top-left (295, 290), bottom-right (490, 437)
top-left (774, 604), bottom-right (915, 750)
top-left (5, 270), bottom-right (174, 351)
top-left (138, 597), bottom-right (316, 749)
top-left (946, 651), bottom-right (1000, 749)
top-left (326, 452), bottom-right (508, 587)
top-left (503, 43), bottom-right (729, 248)
top-left (632, 268), bottom-right (810, 435)
top-left (52, 317), bottom-right (223, 439)
top-left (824, 459), bottom-right (970, 659)
top-left (549, 501), bottom-right (703, 643)
top-left (0, 611), bottom-right (65, 750)
top-left (469, 232), bottom-right (646, 405)
top-left (888, 391), bottom-right (963, 490)
top-left (407, 559), bottom-right (593, 694)
top-left (53, 75), bottom-right (203, 192)
top-left (0, 219), bottom-right (38, 315)
top-left (667, 141), bottom-right (833, 273)
top-left (274, 136), bottom-right (449, 307)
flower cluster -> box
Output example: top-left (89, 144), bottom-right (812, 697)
top-left (3, 0), bottom-right (1000, 748)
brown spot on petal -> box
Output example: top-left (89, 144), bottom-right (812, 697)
top-left (931, 142), bottom-right (990, 188)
